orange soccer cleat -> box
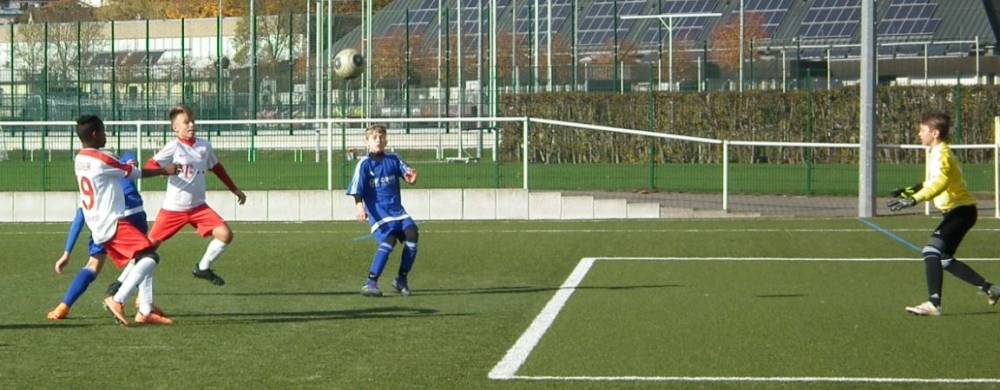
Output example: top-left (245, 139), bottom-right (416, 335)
top-left (103, 296), bottom-right (130, 327)
top-left (134, 299), bottom-right (166, 317)
top-left (46, 303), bottom-right (70, 321)
top-left (134, 312), bottom-right (174, 326)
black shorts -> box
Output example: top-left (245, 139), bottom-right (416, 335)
top-left (930, 205), bottom-right (978, 256)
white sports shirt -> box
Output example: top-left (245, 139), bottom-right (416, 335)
top-left (151, 138), bottom-right (219, 211)
top-left (75, 149), bottom-right (138, 244)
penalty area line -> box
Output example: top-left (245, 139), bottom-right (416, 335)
top-left (489, 256), bottom-right (1000, 383)
top-left (504, 375), bottom-right (1000, 384)
top-left (487, 257), bottom-right (596, 380)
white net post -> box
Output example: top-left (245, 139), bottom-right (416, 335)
top-left (0, 126), bottom-right (7, 162)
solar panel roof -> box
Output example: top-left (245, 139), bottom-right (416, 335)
top-left (797, 0), bottom-right (860, 39)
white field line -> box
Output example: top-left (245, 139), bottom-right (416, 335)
top-left (9, 228), bottom-right (1000, 235)
top-left (489, 257), bottom-right (1000, 384)
top-left (488, 257), bottom-right (596, 380)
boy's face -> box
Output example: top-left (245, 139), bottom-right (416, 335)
top-left (918, 124), bottom-right (937, 146)
top-left (366, 131), bottom-right (387, 154)
top-left (92, 127), bottom-right (107, 148)
top-left (171, 112), bottom-right (196, 140)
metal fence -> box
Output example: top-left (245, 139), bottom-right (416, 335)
top-left (3, 117), bottom-right (997, 219)
top-left (0, 16), bottom-right (993, 128)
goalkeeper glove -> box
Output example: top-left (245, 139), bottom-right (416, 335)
top-left (889, 183), bottom-right (922, 199)
top-left (887, 198), bottom-right (917, 212)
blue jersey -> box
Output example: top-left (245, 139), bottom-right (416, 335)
top-left (346, 153), bottom-right (413, 232)
top-left (64, 152), bottom-right (146, 256)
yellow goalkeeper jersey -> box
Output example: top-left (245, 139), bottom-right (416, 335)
top-left (912, 142), bottom-right (976, 212)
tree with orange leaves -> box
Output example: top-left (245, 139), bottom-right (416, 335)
top-left (370, 28), bottom-right (429, 87)
top-left (587, 38), bottom-right (643, 81)
top-left (708, 12), bottom-right (769, 74)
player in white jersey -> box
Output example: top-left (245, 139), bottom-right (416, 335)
top-left (74, 115), bottom-right (178, 327)
top-left (146, 105), bottom-right (247, 286)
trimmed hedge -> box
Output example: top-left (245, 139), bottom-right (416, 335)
top-left (499, 86), bottom-right (1000, 164)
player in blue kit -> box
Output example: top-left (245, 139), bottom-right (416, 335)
top-left (47, 151), bottom-right (168, 324)
top-left (347, 124), bottom-right (419, 297)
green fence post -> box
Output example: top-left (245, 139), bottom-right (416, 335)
top-left (955, 73), bottom-right (963, 143)
top-left (8, 24), bottom-right (13, 121)
top-left (340, 78), bottom-right (347, 187)
top-left (76, 22), bottom-right (81, 120)
top-left (110, 20), bottom-right (116, 123)
top-left (181, 18), bottom-right (186, 105)
top-left (145, 19), bottom-right (151, 134)
top-left (405, 9), bottom-right (411, 134)
top-left (288, 14), bottom-right (294, 136)
top-left (805, 69), bottom-right (813, 195)
top-left (648, 64), bottom-right (656, 191)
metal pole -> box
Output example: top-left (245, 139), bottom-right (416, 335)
top-left (314, 0), bottom-right (322, 119)
top-left (546, 0), bottom-right (552, 91)
top-left (668, 16), bottom-right (673, 91)
top-left (305, 0), bottom-right (310, 118)
top-left (217, 2), bottom-right (223, 124)
top-left (738, 0), bottom-right (744, 92)
top-left (490, 0), bottom-right (498, 162)
top-left (458, 0), bottom-right (464, 120)
top-left (511, 0), bottom-right (517, 91)
top-left (859, 0), bottom-right (876, 217)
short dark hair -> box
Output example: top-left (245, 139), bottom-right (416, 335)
top-left (168, 105), bottom-right (194, 122)
top-left (75, 114), bottom-right (104, 142)
top-left (920, 111), bottom-right (951, 139)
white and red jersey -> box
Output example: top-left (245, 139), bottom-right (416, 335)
top-left (150, 138), bottom-right (219, 212)
top-left (74, 149), bottom-right (138, 244)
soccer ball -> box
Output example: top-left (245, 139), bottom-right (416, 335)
top-left (333, 49), bottom-right (364, 80)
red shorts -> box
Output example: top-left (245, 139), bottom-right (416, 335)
top-left (105, 220), bottom-right (154, 269)
top-left (149, 204), bottom-right (226, 243)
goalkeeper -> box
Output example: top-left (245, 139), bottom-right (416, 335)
top-left (887, 111), bottom-right (1000, 316)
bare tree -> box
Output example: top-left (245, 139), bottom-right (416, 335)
top-left (15, 2), bottom-right (105, 94)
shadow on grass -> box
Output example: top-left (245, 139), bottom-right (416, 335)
top-left (161, 284), bottom-right (682, 298)
top-left (173, 306), bottom-right (467, 324)
top-left (755, 293), bottom-right (808, 298)
top-left (946, 310), bottom-right (1000, 317)
top-left (405, 284), bottom-right (683, 296)
top-left (0, 323), bottom-right (94, 330)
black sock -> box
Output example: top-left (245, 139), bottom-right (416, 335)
top-left (924, 254), bottom-right (944, 307)
top-left (943, 258), bottom-right (987, 292)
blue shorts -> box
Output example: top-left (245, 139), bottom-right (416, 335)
top-left (87, 212), bottom-right (149, 257)
top-left (372, 218), bottom-right (417, 244)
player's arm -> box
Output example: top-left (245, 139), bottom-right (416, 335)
top-left (56, 208), bottom-right (86, 274)
top-left (209, 162), bottom-right (247, 205)
top-left (140, 161), bottom-right (179, 178)
top-left (353, 196), bottom-right (367, 222)
top-left (143, 142), bottom-right (180, 178)
top-left (911, 156), bottom-right (951, 203)
top-left (399, 157), bottom-right (417, 184)
top-left (346, 161), bottom-right (367, 221)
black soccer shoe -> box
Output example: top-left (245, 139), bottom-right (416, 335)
top-left (105, 281), bottom-right (123, 297)
top-left (192, 264), bottom-right (226, 286)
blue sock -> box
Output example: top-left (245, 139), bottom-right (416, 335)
top-left (62, 268), bottom-right (96, 306)
top-left (399, 241), bottom-right (418, 279)
top-left (367, 243), bottom-right (393, 281)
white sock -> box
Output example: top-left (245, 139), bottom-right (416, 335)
top-left (137, 274), bottom-right (154, 315)
top-left (113, 257), bottom-right (156, 303)
top-left (117, 260), bottom-right (136, 283)
top-left (198, 239), bottom-right (228, 271)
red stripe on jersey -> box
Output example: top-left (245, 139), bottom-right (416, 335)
top-left (78, 149), bottom-right (134, 176)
